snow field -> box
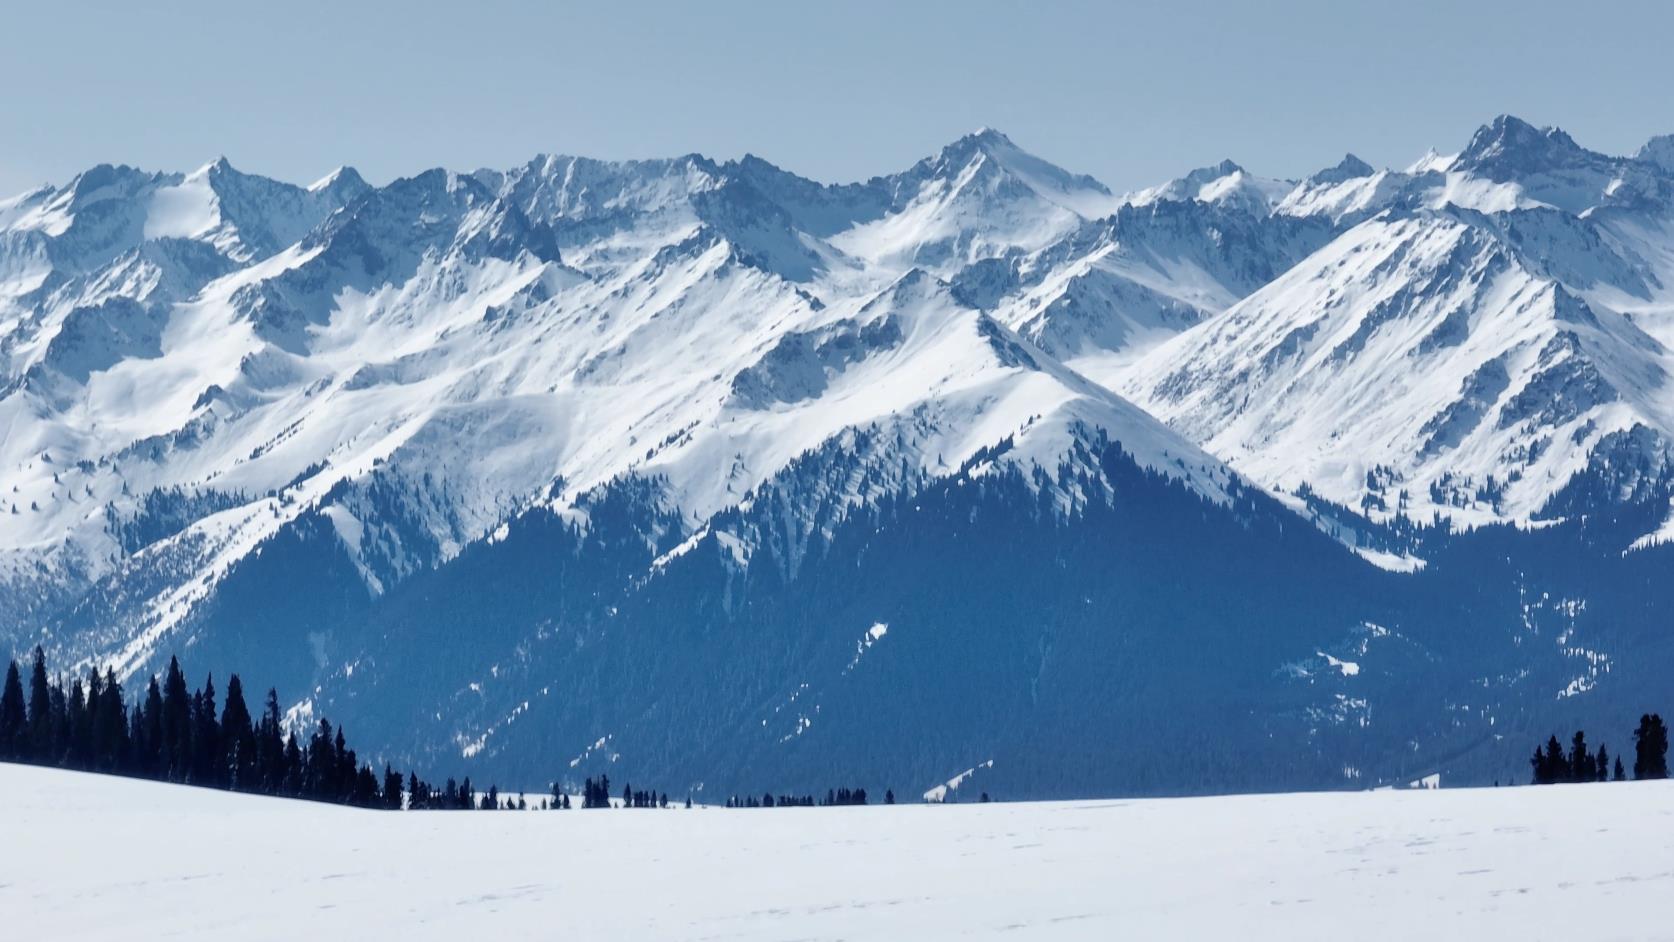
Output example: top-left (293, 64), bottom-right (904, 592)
top-left (6, 763), bottom-right (1674, 940)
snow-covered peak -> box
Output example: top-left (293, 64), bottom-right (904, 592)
top-left (1125, 203), bottom-right (1674, 528)
top-left (1455, 115), bottom-right (1590, 173)
top-left (897, 127), bottom-right (1123, 219)
top-left (1635, 134), bottom-right (1674, 173)
top-left (1305, 153), bottom-right (1376, 186)
top-left (1450, 115), bottom-right (1625, 214)
top-left (824, 130), bottom-right (1123, 271)
top-left (1128, 159), bottom-right (1295, 217)
top-left (1405, 148), bottom-right (1456, 175)
top-left (308, 166), bottom-right (358, 191)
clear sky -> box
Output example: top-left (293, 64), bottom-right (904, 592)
top-left (5, 0), bottom-right (1673, 197)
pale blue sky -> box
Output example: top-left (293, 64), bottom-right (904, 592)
top-left (5, 0), bottom-right (1673, 196)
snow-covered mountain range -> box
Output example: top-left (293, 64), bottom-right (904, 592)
top-left (5, 117), bottom-right (1674, 796)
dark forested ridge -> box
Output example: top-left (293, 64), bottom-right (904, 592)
top-left (16, 440), bottom-right (1674, 802)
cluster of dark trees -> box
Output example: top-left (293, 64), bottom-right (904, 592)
top-left (0, 647), bottom-right (534, 811)
top-left (570, 776), bottom-right (683, 809)
top-left (1530, 714), bottom-right (1669, 785)
top-left (725, 786), bottom-right (881, 808)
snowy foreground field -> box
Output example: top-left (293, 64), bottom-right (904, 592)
top-left (6, 764), bottom-right (1674, 940)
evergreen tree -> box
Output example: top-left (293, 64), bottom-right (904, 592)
top-left (26, 646), bottom-right (51, 757)
top-left (282, 732), bottom-right (304, 795)
top-left (0, 660), bottom-right (26, 760)
top-left (46, 683), bottom-right (66, 762)
top-left (1543, 735), bottom-right (1568, 784)
top-left (257, 689), bottom-right (284, 793)
top-left (1569, 731), bottom-right (1592, 783)
top-left (333, 727), bottom-right (354, 798)
top-left (220, 675), bottom-right (255, 789)
top-left (885, 789), bottom-right (895, 805)
top-left (1595, 745), bottom-right (1610, 784)
top-left (139, 675), bottom-right (164, 776)
top-left (1614, 756), bottom-right (1626, 781)
top-left (384, 765), bottom-right (404, 809)
top-left (307, 719), bottom-right (336, 798)
top-left (1634, 714), bottom-right (1670, 780)
top-left (160, 657), bottom-right (191, 781)
top-left (354, 764), bottom-right (380, 807)
top-left (193, 675), bottom-right (222, 785)
top-left (65, 678), bottom-right (89, 766)
top-left (92, 668), bottom-right (128, 770)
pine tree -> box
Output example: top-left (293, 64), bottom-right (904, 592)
top-left (65, 678), bottom-right (89, 766)
top-left (26, 646), bottom-right (52, 757)
top-left (160, 657), bottom-right (190, 781)
top-left (1569, 731), bottom-right (1592, 783)
top-left (307, 719), bottom-right (336, 799)
top-left (1543, 735), bottom-right (1568, 785)
top-left (1634, 714), bottom-right (1670, 780)
top-left (221, 674), bottom-right (255, 789)
top-left (195, 675), bottom-right (222, 785)
top-left (282, 733), bottom-right (304, 795)
top-left (1595, 745), bottom-right (1610, 784)
top-left (333, 727), bottom-right (353, 799)
top-left (885, 788), bottom-right (895, 805)
top-left (0, 660), bottom-right (26, 760)
top-left (141, 676), bottom-right (165, 776)
top-left (46, 683), bottom-right (66, 761)
top-left (92, 668), bottom-right (128, 771)
top-left (1614, 756), bottom-right (1626, 781)
top-left (384, 765), bottom-right (404, 810)
top-left (257, 689), bottom-right (283, 793)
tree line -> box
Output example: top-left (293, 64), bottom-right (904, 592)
top-left (572, 775), bottom-right (679, 809)
top-left (1530, 714), bottom-right (1669, 785)
top-left (0, 647), bottom-right (594, 811)
top-left (725, 786), bottom-right (882, 808)
top-left (2, 647), bottom-right (919, 812)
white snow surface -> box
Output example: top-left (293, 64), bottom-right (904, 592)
top-left (7, 764), bottom-right (1674, 940)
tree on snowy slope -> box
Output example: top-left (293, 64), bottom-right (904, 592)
top-left (1568, 731), bottom-right (1594, 783)
top-left (27, 648), bottom-right (50, 757)
top-left (1633, 715), bottom-right (1670, 780)
top-left (1532, 736), bottom-right (1569, 785)
top-left (0, 648), bottom-right (483, 810)
top-left (221, 675), bottom-right (256, 788)
top-left (0, 661), bottom-right (23, 758)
